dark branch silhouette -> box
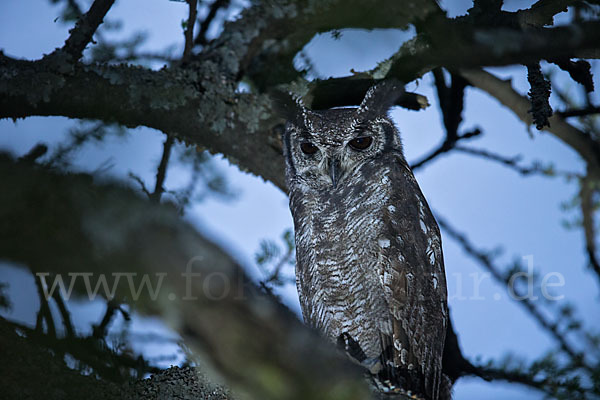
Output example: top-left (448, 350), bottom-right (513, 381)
top-left (60, 0), bottom-right (116, 61)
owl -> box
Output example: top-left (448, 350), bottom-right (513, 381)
top-left (281, 81), bottom-right (450, 399)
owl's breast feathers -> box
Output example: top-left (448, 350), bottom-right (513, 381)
top-left (290, 154), bottom-right (448, 400)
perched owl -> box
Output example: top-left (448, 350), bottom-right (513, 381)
top-left (282, 81), bottom-right (450, 399)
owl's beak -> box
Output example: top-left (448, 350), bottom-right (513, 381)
top-left (328, 157), bottom-right (342, 188)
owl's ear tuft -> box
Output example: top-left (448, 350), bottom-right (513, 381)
top-left (356, 79), bottom-right (405, 120)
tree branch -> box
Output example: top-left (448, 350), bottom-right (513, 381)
top-left (2, 0), bottom-right (597, 194)
top-left (525, 63), bottom-right (553, 129)
top-left (182, 0), bottom-right (198, 62)
top-left (580, 172), bottom-right (600, 286)
top-left (92, 301), bottom-right (119, 339)
top-left (310, 20), bottom-right (600, 111)
top-left (51, 289), bottom-right (75, 338)
top-left (195, 0), bottom-right (231, 46)
top-left (0, 52), bottom-right (287, 189)
top-left (34, 275), bottom-right (56, 339)
top-left (516, 0), bottom-right (572, 27)
top-left (436, 215), bottom-right (593, 373)
top-left (410, 129), bottom-right (482, 170)
top-left (557, 106), bottom-right (600, 118)
top-left (2, 0), bottom-right (439, 192)
top-left (409, 69), bottom-right (476, 171)
top-left (0, 154), bottom-right (371, 400)
top-left (459, 69), bottom-right (600, 175)
top-left (150, 135), bottom-right (174, 203)
top-left (453, 146), bottom-right (572, 177)
top-left (466, 363), bottom-right (591, 397)
top-left (241, 0), bottom-right (440, 89)
top-left (60, 0), bottom-right (116, 61)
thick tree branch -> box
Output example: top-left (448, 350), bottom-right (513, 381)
top-left (0, 53), bottom-right (287, 189)
top-left (309, 20), bottom-right (600, 110)
top-left (516, 0), bottom-right (572, 27)
top-left (0, 0), bottom-right (441, 192)
top-left (241, 0), bottom-right (440, 89)
top-left (0, 154), bottom-right (371, 400)
top-left (2, 0), bottom-right (598, 193)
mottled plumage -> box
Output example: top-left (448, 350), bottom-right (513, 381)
top-left (282, 82), bottom-right (450, 399)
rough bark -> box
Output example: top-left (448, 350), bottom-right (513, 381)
top-left (2, 1), bottom-right (597, 192)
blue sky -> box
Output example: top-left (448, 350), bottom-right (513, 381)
top-left (1, 1), bottom-right (599, 399)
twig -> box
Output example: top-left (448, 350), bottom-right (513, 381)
top-left (467, 364), bottom-right (591, 397)
top-left (549, 57), bottom-right (594, 93)
top-left (51, 290), bottom-right (75, 338)
top-left (45, 121), bottom-right (117, 168)
top-left (195, 0), bottom-right (231, 45)
top-left (150, 135), bottom-right (174, 203)
top-left (61, 0), bottom-right (116, 61)
top-left (580, 172), bottom-right (600, 286)
top-left (453, 146), bottom-right (577, 178)
top-left (459, 69), bottom-right (600, 177)
top-left (410, 129), bottom-right (481, 170)
top-left (92, 301), bottom-right (119, 339)
top-left (129, 173), bottom-right (151, 198)
top-left (182, 0), bottom-right (198, 62)
top-left (262, 245), bottom-right (294, 287)
top-left (409, 68), bottom-right (479, 171)
top-left (557, 106), bottom-right (600, 118)
top-left (18, 144), bottom-right (48, 164)
top-left (34, 275), bottom-right (56, 339)
top-left (436, 215), bottom-right (593, 373)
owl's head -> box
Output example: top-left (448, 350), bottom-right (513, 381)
top-left (282, 81), bottom-right (406, 191)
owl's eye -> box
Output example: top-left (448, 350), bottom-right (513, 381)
top-left (348, 136), bottom-right (373, 151)
top-left (300, 142), bottom-right (318, 155)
